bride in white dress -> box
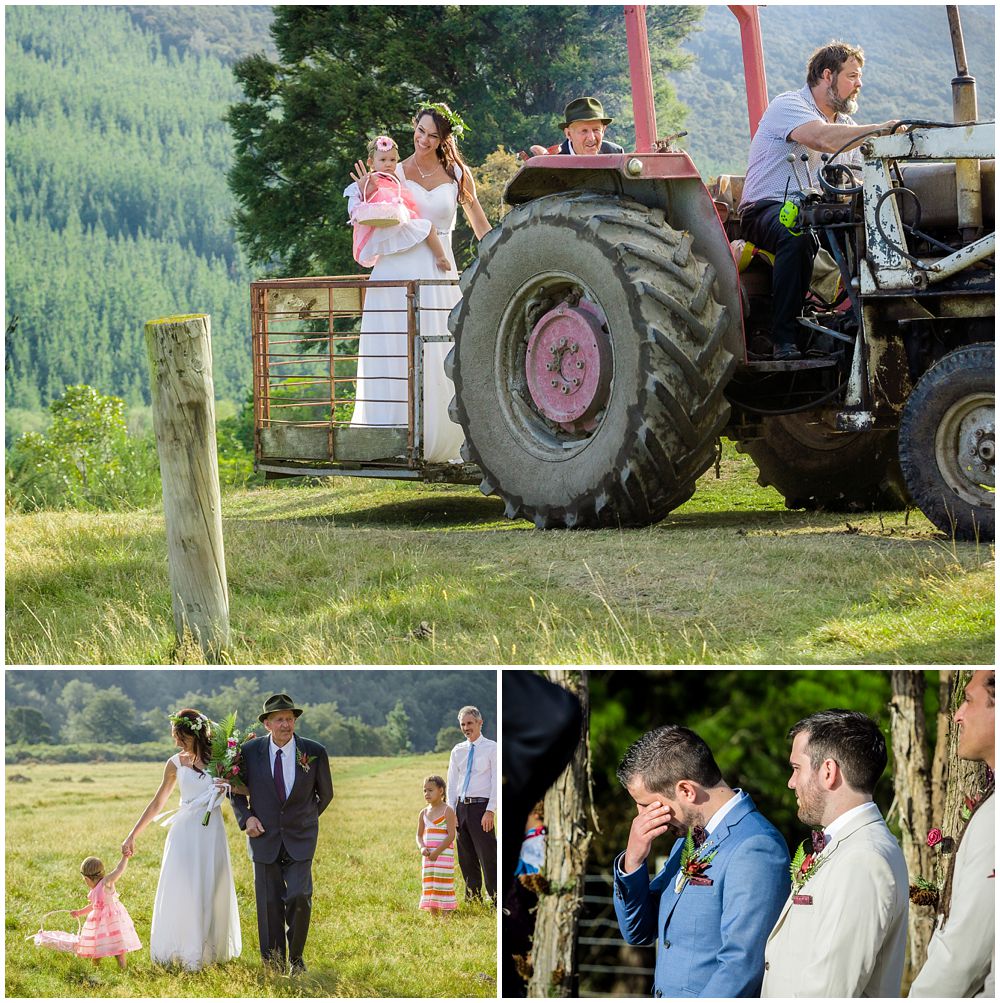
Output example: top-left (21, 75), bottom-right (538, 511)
top-left (347, 103), bottom-right (492, 463)
top-left (122, 709), bottom-right (241, 969)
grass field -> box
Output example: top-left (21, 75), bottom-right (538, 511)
top-left (5, 757), bottom-right (497, 998)
top-left (5, 445), bottom-right (994, 664)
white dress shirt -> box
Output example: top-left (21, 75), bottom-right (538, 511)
top-left (269, 736), bottom-right (296, 797)
top-left (447, 735), bottom-right (497, 813)
top-left (822, 800), bottom-right (875, 850)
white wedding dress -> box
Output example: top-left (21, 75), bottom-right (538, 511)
top-left (346, 163), bottom-right (465, 463)
top-left (149, 754), bottom-right (241, 969)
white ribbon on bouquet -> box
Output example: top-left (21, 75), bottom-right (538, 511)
top-left (153, 779), bottom-right (231, 828)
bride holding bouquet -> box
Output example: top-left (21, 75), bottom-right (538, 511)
top-left (122, 708), bottom-right (244, 969)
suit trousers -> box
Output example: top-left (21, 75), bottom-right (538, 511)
top-left (456, 800), bottom-right (497, 901)
top-left (253, 843), bottom-right (313, 965)
top-left (740, 200), bottom-right (819, 349)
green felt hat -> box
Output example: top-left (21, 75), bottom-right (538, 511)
top-left (560, 96), bottom-right (613, 129)
top-left (259, 693), bottom-right (303, 722)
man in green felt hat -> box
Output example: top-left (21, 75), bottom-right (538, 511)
top-left (231, 693), bottom-right (333, 976)
top-left (530, 96), bottom-right (625, 157)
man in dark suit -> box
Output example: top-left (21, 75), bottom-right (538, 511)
top-left (530, 96), bottom-right (626, 156)
top-left (231, 693), bottom-right (333, 976)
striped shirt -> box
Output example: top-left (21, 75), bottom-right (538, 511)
top-left (740, 85), bottom-right (862, 210)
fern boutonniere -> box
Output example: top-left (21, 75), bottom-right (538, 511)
top-left (297, 749), bottom-right (317, 773)
top-left (674, 825), bottom-right (718, 893)
top-left (790, 830), bottom-right (828, 891)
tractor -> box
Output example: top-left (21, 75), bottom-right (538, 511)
top-left (444, 4), bottom-right (995, 539)
top-left (251, 5), bottom-right (994, 541)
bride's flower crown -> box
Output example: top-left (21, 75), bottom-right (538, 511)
top-left (169, 712), bottom-right (208, 733)
top-left (422, 102), bottom-right (469, 139)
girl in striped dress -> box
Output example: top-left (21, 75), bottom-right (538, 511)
top-left (73, 854), bottom-right (141, 968)
top-left (416, 775), bottom-right (457, 915)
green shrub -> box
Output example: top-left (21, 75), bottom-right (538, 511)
top-left (6, 741), bottom-right (176, 764)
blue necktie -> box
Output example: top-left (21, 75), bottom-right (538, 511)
top-left (461, 742), bottom-right (475, 799)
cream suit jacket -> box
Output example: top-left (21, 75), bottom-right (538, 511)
top-left (909, 791), bottom-right (995, 998)
top-left (761, 803), bottom-right (909, 997)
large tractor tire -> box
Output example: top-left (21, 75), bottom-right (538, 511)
top-left (736, 416), bottom-right (909, 512)
top-left (898, 342), bottom-right (994, 542)
top-left (446, 193), bottom-right (735, 528)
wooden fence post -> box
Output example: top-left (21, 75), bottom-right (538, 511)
top-left (145, 313), bottom-right (229, 660)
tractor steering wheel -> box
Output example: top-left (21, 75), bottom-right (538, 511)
top-left (819, 162), bottom-right (862, 197)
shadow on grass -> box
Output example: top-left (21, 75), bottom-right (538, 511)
top-left (270, 493), bottom-right (515, 530)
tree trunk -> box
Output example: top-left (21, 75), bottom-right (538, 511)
top-left (939, 670), bottom-right (990, 848)
top-left (889, 670), bottom-right (935, 983)
top-left (528, 670), bottom-right (592, 998)
top-left (145, 313), bottom-right (230, 661)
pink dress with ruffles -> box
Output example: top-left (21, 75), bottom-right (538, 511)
top-left (75, 877), bottom-right (142, 958)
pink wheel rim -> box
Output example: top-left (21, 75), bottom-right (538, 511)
top-left (525, 302), bottom-right (612, 430)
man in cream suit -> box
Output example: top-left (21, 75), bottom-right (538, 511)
top-left (613, 725), bottom-right (789, 997)
top-left (762, 709), bottom-right (908, 997)
top-left (910, 670), bottom-right (995, 998)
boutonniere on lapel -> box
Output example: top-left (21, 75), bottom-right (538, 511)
top-left (674, 825), bottom-right (717, 893)
top-left (297, 749), bottom-right (317, 773)
top-left (790, 829), bottom-right (827, 893)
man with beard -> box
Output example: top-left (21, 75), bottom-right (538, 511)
top-left (910, 671), bottom-right (994, 998)
top-left (738, 43), bottom-right (898, 359)
top-left (613, 725), bottom-right (788, 997)
top-left (762, 710), bottom-right (908, 997)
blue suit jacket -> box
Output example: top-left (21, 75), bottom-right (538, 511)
top-left (613, 791), bottom-right (789, 998)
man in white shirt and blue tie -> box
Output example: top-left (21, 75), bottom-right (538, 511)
top-left (448, 705), bottom-right (497, 903)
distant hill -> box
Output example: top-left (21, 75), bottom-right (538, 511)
top-left (4, 5), bottom-right (271, 430)
top-left (674, 4), bottom-right (995, 178)
top-left (123, 5), bottom-right (278, 64)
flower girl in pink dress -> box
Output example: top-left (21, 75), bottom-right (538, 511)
top-left (73, 854), bottom-right (142, 968)
top-left (346, 135), bottom-right (451, 271)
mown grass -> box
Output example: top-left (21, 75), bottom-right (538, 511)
top-left (5, 757), bottom-right (496, 998)
top-left (5, 444), bottom-right (994, 664)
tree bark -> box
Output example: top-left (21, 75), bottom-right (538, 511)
top-left (889, 670), bottom-right (935, 982)
top-left (528, 670), bottom-right (592, 998)
top-left (145, 313), bottom-right (230, 661)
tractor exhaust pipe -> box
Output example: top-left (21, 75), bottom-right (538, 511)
top-left (947, 5), bottom-right (982, 242)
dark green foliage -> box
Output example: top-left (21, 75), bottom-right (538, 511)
top-left (226, 5), bottom-right (701, 277)
top-left (435, 725), bottom-right (465, 753)
top-left (5, 707), bottom-right (52, 745)
top-left (590, 669), bottom-right (899, 859)
top-left (6, 670), bottom-right (497, 755)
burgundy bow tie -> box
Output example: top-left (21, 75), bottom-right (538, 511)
top-left (692, 825), bottom-right (708, 848)
top-left (811, 830), bottom-right (828, 854)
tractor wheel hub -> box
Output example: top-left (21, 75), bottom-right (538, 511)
top-left (525, 301), bottom-right (611, 430)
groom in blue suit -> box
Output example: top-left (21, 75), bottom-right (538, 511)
top-left (613, 725), bottom-right (788, 998)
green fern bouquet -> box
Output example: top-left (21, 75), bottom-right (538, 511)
top-left (201, 712), bottom-right (257, 825)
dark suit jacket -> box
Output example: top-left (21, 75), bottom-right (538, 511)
top-left (557, 138), bottom-right (625, 155)
top-left (231, 735), bottom-right (333, 863)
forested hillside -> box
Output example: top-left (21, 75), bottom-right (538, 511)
top-left (5, 5), bottom-right (261, 432)
top-left (675, 4), bottom-right (996, 178)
